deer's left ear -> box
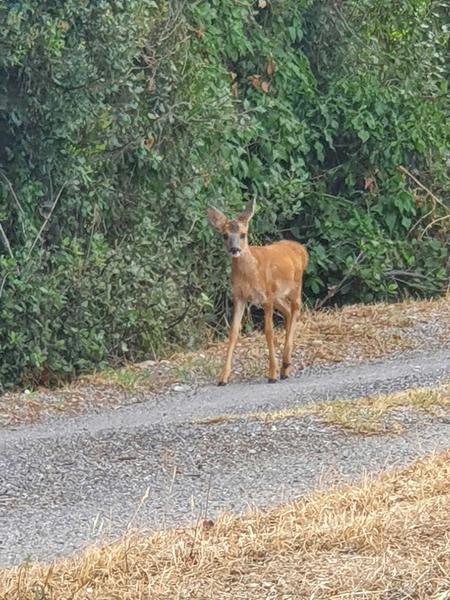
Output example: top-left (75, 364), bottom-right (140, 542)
top-left (238, 198), bottom-right (255, 223)
top-left (207, 207), bottom-right (227, 231)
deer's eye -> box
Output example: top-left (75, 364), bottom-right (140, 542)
top-left (240, 233), bottom-right (245, 239)
top-left (223, 233), bottom-right (229, 241)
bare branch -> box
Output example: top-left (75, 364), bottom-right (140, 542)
top-left (0, 171), bottom-right (25, 216)
top-left (315, 251), bottom-right (365, 309)
top-left (27, 182), bottom-right (67, 259)
top-left (386, 270), bottom-right (429, 280)
top-left (0, 223), bottom-right (14, 260)
top-left (0, 275), bottom-right (7, 300)
top-left (398, 165), bottom-right (449, 214)
top-left (421, 215), bottom-right (450, 238)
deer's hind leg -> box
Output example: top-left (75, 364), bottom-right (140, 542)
top-left (274, 299), bottom-right (292, 380)
top-left (263, 301), bottom-right (278, 383)
top-left (280, 286), bottom-right (302, 380)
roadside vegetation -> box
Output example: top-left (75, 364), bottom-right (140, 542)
top-left (1, 0), bottom-right (449, 390)
top-left (1, 296), bottom-right (449, 426)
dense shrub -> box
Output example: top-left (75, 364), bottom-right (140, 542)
top-left (0, 0), bottom-right (449, 389)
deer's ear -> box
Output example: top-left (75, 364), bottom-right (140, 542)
top-left (237, 198), bottom-right (255, 223)
top-left (207, 207), bottom-right (227, 231)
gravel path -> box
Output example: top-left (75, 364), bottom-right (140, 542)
top-left (1, 347), bottom-right (450, 567)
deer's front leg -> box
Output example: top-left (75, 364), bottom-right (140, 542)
top-left (264, 302), bottom-right (278, 383)
top-left (218, 298), bottom-right (245, 386)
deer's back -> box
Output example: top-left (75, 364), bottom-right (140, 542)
top-left (251, 240), bottom-right (308, 274)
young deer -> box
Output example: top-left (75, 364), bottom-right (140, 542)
top-left (207, 199), bottom-right (308, 385)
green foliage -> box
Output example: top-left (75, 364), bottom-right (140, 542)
top-left (0, 0), bottom-right (449, 389)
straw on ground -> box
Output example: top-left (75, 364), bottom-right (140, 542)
top-left (198, 381), bottom-right (450, 435)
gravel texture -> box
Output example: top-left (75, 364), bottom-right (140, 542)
top-left (1, 346), bottom-right (450, 566)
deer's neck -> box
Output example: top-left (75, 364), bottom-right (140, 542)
top-left (230, 246), bottom-right (265, 303)
top-left (231, 247), bottom-right (258, 277)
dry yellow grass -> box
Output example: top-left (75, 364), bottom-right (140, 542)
top-left (199, 381), bottom-right (450, 435)
top-left (2, 450), bottom-right (450, 599)
top-left (155, 295), bottom-right (450, 387)
top-left (311, 383), bottom-right (450, 434)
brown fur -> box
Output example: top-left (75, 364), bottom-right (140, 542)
top-left (207, 201), bottom-right (308, 384)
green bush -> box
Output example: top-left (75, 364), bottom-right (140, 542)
top-left (0, 0), bottom-right (448, 389)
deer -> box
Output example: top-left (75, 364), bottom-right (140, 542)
top-left (207, 198), bottom-right (308, 386)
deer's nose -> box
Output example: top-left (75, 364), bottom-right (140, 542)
top-left (230, 247), bottom-right (240, 256)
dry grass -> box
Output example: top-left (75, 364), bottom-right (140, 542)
top-left (1, 296), bottom-right (449, 425)
top-left (199, 381), bottom-right (450, 435)
top-left (311, 383), bottom-right (450, 434)
top-left (146, 295), bottom-right (450, 389)
top-left (2, 450), bottom-right (450, 599)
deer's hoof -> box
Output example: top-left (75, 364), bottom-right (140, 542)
top-left (280, 373), bottom-right (289, 380)
top-left (217, 381), bottom-right (227, 387)
top-left (268, 378), bottom-right (277, 384)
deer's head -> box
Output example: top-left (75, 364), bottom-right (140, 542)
top-left (207, 199), bottom-right (255, 258)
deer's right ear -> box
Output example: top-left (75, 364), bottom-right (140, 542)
top-left (207, 207), bottom-right (227, 231)
top-left (237, 197), bottom-right (256, 223)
